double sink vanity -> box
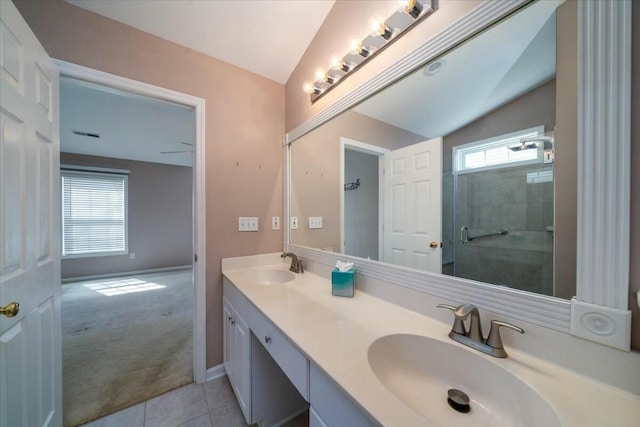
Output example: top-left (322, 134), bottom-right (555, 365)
top-left (222, 253), bottom-right (639, 427)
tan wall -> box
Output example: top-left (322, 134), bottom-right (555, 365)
top-left (290, 111), bottom-right (426, 251)
top-left (14, 0), bottom-right (285, 368)
top-left (630, 1), bottom-right (640, 350)
top-left (285, 0), bottom-right (482, 132)
top-left (60, 153), bottom-right (193, 280)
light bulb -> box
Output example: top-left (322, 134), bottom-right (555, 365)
top-left (404, 0), bottom-right (423, 19)
top-left (350, 39), bottom-right (361, 53)
top-left (369, 15), bottom-right (392, 40)
top-left (350, 40), bottom-right (369, 58)
top-left (303, 82), bottom-right (318, 94)
top-left (331, 56), bottom-right (350, 73)
top-left (315, 68), bottom-right (325, 80)
top-left (369, 16), bottom-right (383, 34)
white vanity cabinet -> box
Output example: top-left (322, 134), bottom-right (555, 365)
top-left (249, 302), bottom-right (309, 400)
top-left (309, 362), bottom-right (376, 427)
top-left (222, 295), bottom-right (251, 422)
top-left (223, 278), bottom-right (308, 426)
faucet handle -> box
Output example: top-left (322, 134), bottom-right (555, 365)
top-left (437, 304), bottom-right (467, 335)
top-left (486, 320), bottom-right (524, 356)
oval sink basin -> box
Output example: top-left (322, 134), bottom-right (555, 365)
top-left (243, 269), bottom-right (295, 285)
top-left (368, 334), bottom-right (559, 427)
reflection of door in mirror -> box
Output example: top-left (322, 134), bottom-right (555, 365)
top-left (383, 138), bottom-right (442, 272)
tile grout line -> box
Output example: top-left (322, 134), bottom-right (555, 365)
top-left (202, 381), bottom-right (217, 427)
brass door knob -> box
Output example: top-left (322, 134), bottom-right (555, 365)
top-left (0, 302), bottom-right (19, 318)
top-left (430, 242), bottom-right (439, 249)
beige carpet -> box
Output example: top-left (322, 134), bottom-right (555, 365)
top-left (61, 270), bottom-right (193, 427)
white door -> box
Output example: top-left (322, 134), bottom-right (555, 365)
top-left (383, 138), bottom-right (442, 272)
top-left (0, 2), bottom-right (61, 427)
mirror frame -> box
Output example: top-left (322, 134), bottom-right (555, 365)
top-left (284, 0), bottom-right (632, 350)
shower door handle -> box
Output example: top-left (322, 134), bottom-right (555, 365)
top-left (460, 226), bottom-right (469, 244)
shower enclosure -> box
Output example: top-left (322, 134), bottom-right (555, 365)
top-left (444, 131), bottom-right (555, 296)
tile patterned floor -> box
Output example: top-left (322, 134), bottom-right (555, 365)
top-left (81, 376), bottom-right (309, 427)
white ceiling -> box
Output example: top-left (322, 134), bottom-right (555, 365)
top-left (65, 0), bottom-right (336, 84)
top-left (61, 78), bottom-right (195, 167)
top-left (353, 0), bottom-right (558, 138)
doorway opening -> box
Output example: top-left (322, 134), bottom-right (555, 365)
top-left (55, 61), bottom-right (206, 426)
top-left (340, 138), bottom-right (388, 260)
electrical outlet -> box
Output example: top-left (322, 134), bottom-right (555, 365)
top-left (272, 216), bottom-right (280, 230)
top-left (238, 217), bottom-right (258, 232)
top-left (129, 252), bottom-right (135, 259)
top-left (309, 216), bottom-right (323, 229)
top-left (290, 216), bottom-right (298, 230)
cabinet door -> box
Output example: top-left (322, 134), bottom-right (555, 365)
top-left (222, 297), bottom-right (234, 382)
top-left (233, 313), bottom-right (251, 422)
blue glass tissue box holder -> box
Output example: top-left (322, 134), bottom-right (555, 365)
top-left (332, 268), bottom-right (355, 297)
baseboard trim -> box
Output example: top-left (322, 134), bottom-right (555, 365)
top-left (61, 265), bottom-right (192, 283)
top-left (206, 364), bottom-right (226, 382)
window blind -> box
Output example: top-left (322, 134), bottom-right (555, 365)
top-left (62, 171), bottom-right (128, 257)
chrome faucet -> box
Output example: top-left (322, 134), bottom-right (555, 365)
top-left (281, 252), bottom-right (304, 273)
top-left (437, 303), bottom-right (524, 358)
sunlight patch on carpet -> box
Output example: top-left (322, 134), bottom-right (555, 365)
top-left (84, 278), bottom-right (166, 296)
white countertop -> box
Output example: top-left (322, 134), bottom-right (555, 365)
top-left (222, 255), bottom-right (640, 427)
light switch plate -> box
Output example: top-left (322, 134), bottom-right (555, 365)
top-left (238, 217), bottom-right (258, 232)
top-left (272, 216), bottom-right (280, 230)
top-left (291, 217), bottom-right (298, 229)
top-left (309, 216), bottom-right (323, 229)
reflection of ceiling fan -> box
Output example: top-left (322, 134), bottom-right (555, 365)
top-left (161, 141), bottom-right (193, 154)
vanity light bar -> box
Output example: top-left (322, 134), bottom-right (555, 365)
top-left (303, 0), bottom-right (434, 103)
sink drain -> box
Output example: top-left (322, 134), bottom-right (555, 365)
top-left (447, 388), bottom-right (471, 413)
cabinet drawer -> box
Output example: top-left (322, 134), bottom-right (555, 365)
top-left (249, 306), bottom-right (309, 400)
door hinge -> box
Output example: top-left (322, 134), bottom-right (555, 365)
top-left (194, 254), bottom-right (198, 262)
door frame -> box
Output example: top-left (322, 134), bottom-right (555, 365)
top-left (54, 59), bottom-right (207, 383)
top-left (339, 138), bottom-right (389, 258)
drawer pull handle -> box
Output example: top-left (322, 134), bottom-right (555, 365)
top-left (264, 336), bottom-right (271, 344)
top-left (228, 316), bottom-right (233, 322)
top-left (230, 319), bottom-right (236, 325)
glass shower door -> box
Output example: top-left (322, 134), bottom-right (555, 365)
top-left (452, 163), bottom-right (554, 295)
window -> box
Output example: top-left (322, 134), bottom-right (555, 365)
top-left (453, 126), bottom-right (545, 174)
top-left (61, 169), bottom-right (128, 258)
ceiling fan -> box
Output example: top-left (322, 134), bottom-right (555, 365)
top-left (161, 141), bottom-right (193, 154)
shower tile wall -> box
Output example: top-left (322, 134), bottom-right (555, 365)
top-left (454, 163), bottom-right (553, 295)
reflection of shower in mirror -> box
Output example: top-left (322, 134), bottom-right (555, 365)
top-left (509, 134), bottom-right (555, 163)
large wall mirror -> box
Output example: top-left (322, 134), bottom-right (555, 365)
top-left (291, 0), bottom-right (571, 298)
top-left (286, 0), bottom-right (632, 350)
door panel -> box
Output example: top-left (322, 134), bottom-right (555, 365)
top-left (383, 138), bottom-right (442, 273)
top-left (0, 2), bottom-right (61, 426)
